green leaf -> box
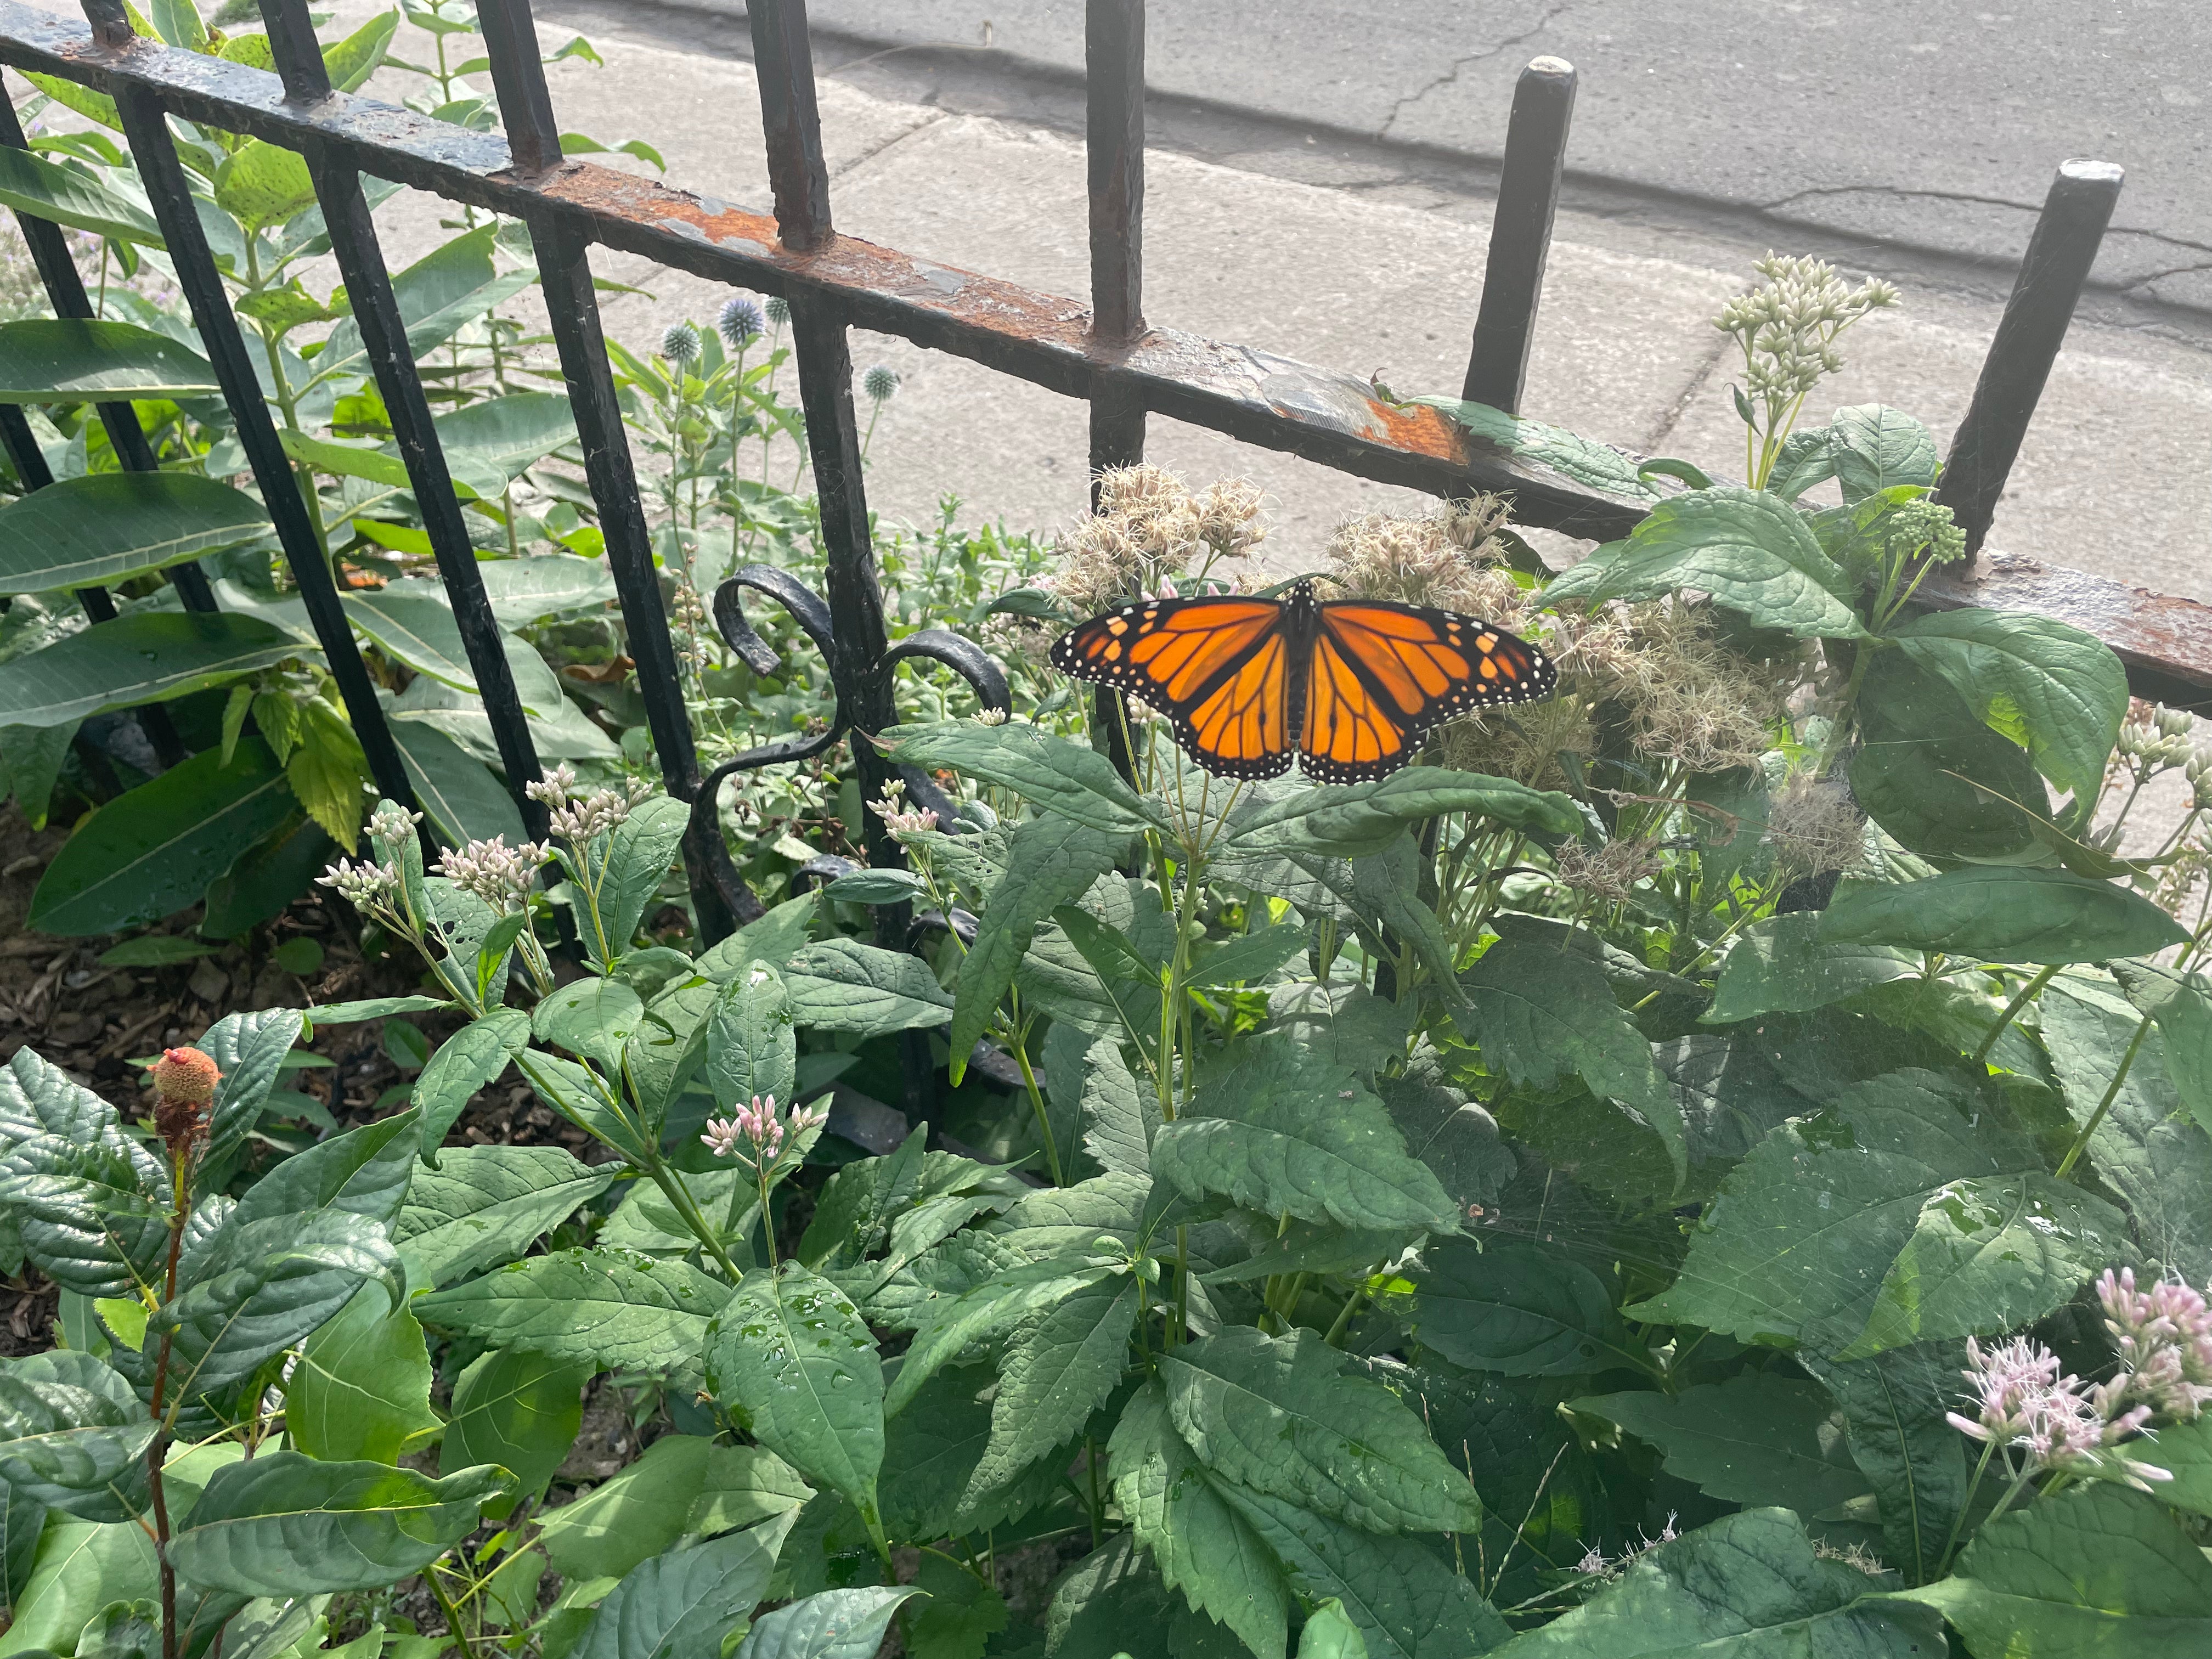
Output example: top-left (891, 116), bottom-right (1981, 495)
top-left (0, 1350), bottom-right (153, 1522)
top-left (707, 964), bottom-right (797, 1113)
top-left (732, 1587), bottom-right (919, 1659)
top-left (166, 1451), bottom-right (514, 1595)
top-left (0, 319), bottom-right (217, 403)
top-left (968, 1274), bottom-right (1137, 1496)
top-left (537, 1435), bottom-right (811, 1582)
top-left (1493, 1508), bottom-right (1939, 1658)
top-left (906, 1549), bottom-right (1009, 1659)
top-left (1898, 1483), bottom-right (2212, 1658)
top-left (445, 1347), bottom-right (587, 1518)
top-left (1888, 611), bottom-right (2127, 803)
top-left (0, 612), bottom-right (300, 730)
top-left (392, 718), bottom-right (526, 850)
top-left (1708, 913), bottom-right (1916, 1023)
top-left (1573, 1374), bottom-right (1867, 1515)
top-left (883, 1259), bottom-right (1118, 1418)
top-left (1819, 870), bottom-right (2187, 966)
top-left (781, 939), bottom-right (953, 1036)
top-left (1413, 1237), bottom-right (1650, 1377)
top-left (1109, 1382), bottom-right (1291, 1659)
top-left (1849, 653), bottom-right (2051, 861)
top-left (341, 586), bottom-right (565, 716)
top-left (574, 1515), bottom-right (794, 1659)
top-left (534, 978), bottom-right (645, 1078)
top-left (1299, 1602), bottom-right (1372, 1659)
top-left (2134, 1413), bottom-right (2212, 1518)
top-left (1828, 405), bottom-right (1939, 501)
top-left (1073, 1032), bottom-right (1154, 1178)
top-left (1459, 939), bottom-right (1684, 1188)
top-left (1409, 395), bottom-right (1662, 503)
top-left (1578, 486), bottom-right (1864, 639)
top-left (518, 1049), bottom-right (654, 1166)
top-left (2110, 959), bottom-right (2212, 1140)
top-left (1153, 1035), bottom-right (1458, 1233)
top-left (881, 721), bottom-right (1163, 833)
top-left (1043, 1534), bottom-right (1180, 1659)
top-left (413, 1008), bottom-right (531, 1161)
top-left (215, 140), bottom-right (319, 231)
top-left (285, 1284), bottom-right (440, 1465)
top-left (1629, 1069), bottom-right (2128, 1354)
top-left (592, 794), bottom-right (690, 966)
top-left (1160, 1327), bottom-right (1485, 1535)
top-left (304, 995), bottom-right (458, 1028)
top-left (1215, 1483), bottom-right (1509, 1659)
top-left (950, 816), bottom-right (1129, 1084)
top-left (703, 1266), bottom-right (888, 1552)
top-left (433, 392), bottom-right (580, 499)
top-left (416, 1247), bottom-right (730, 1381)
top-left (319, 226), bottom-right (534, 379)
top-left (199, 1006), bottom-right (306, 1170)
top-left (2, 718), bottom-right (77, 831)
top-left (821, 868), bottom-right (928, 906)
top-left (0, 145), bottom-right (162, 245)
top-left (0, 1069), bottom-right (170, 1297)
top-left (229, 1098), bottom-right (419, 1227)
top-left (1191, 922), bottom-right (1312, 989)
top-left (477, 554), bottom-right (619, 628)
top-left (1224, 769), bottom-right (1579, 859)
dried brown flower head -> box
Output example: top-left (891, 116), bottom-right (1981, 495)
top-left (1555, 837), bottom-right (1661, 904)
top-left (151, 1045), bottom-right (221, 1159)
top-left (1325, 495), bottom-right (1515, 613)
top-left (1766, 772), bottom-right (1867, 879)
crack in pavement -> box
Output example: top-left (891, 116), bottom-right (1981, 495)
top-left (1760, 183), bottom-right (2212, 258)
top-left (1378, 0), bottom-right (1574, 142)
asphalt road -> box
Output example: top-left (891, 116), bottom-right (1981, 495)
top-left (672, 0), bottom-right (2212, 311)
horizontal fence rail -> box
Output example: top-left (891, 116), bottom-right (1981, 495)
top-left (4, 0), bottom-right (2212, 976)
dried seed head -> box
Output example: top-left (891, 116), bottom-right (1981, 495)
top-left (1766, 772), bottom-right (1867, 879)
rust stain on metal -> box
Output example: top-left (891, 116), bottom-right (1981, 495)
top-left (1366, 398), bottom-right (1469, 465)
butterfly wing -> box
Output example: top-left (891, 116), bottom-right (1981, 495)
top-left (1050, 596), bottom-right (1297, 778)
top-left (1299, 601), bottom-right (1556, 783)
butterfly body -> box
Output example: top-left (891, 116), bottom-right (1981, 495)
top-left (1050, 579), bottom-right (1555, 783)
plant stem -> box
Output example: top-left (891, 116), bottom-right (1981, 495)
top-left (1011, 1035), bottom-right (1067, 1187)
top-left (1323, 1279), bottom-right (1368, 1346)
top-left (1973, 964), bottom-right (2057, 1065)
top-left (2054, 1011), bottom-right (2152, 1180)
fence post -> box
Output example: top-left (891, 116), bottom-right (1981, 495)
top-left (1936, 159), bottom-right (2124, 560)
top-left (1463, 57), bottom-right (1577, 415)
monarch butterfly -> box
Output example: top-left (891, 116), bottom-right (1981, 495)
top-left (1049, 579), bottom-right (1556, 783)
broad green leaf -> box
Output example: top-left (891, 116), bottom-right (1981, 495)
top-left (280, 428), bottom-right (411, 492)
top-left (1708, 913), bottom-right (1916, 1023)
top-left (0, 319), bottom-right (217, 403)
top-left (433, 392), bottom-right (579, 499)
top-left (1573, 1374), bottom-right (1867, 1514)
top-left (477, 554), bottom-right (619, 627)
top-left (881, 720), bottom-right (1163, 833)
top-left (537, 1435), bottom-right (811, 1582)
top-left (0, 145), bottom-right (162, 244)
top-left (286, 1284), bottom-right (440, 1465)
top-left (341, 586), bottom-right (565, 715)
top-left (228, 1102), bottom-right (420, 1227)
top-left (1414, 1237), bottom-right (1649, 1378)
top-left (703, 1266), bottom-right (888, 1551)
top-left (1191, 922), bottom-right (1312, 989)
top-left (821, 867), bottom-right (928, 906)
top-left (0, 1116), bottom-right (171, 1299)
top-left (322, 7), bottom-right (398, 91)
top-left (2, 1481), bottom-right (46, 1620)
top-left (1849, 653), bottom-right (2051, 861)
top-left (534, 978), bottom-right (645, 1078)
top-left (1223, 769), bottom-right (1579, 859)
top-left (625, 975), bottom-right (720, 1135)
top-left (875, 1361), bottom-right (1052, 1542)
top-left (1109, 1383), bottom-right (1291, 1659)
top-left (0, 612), bottom-right (300, 730)
top-left (415, 1247), bottom-right (731, 1381)
top-left (1898, 1482), bottom-right (2212, 1658)
top-left (0, 1350), bottom-right (152, 1522)
top-left (574, 1515), bottom-right (794, 1659)
top-left (517, 1048), bottom-right (655, 1166)
top-left (445, 1348), bottom-right (586, 1518)
top-left (1459, 939), bottom-right (1684, 1188)
top-left (1492, 1508), bottom-right (1939, 1658)
top-left (592, 794), bottom-right (690, 967)
top-left (1820, 869), bottom-right (2186, 966)
top-left (884, 1259), bottom-right (1118, 1418)
top-left (1216, 1483), bottom-right (1509, 1659)
top-left (1073, 1032), bottom-right (1154, 1178)
top-left (2135, 1413), bottom-right (2212, 1518)
top-left (1889, 610), bottom-right (2127, 803)
top-left (1160, 1327), bottom-right (1485, 1535)
top-left (2111, 958), bottom-right (2212, 1139)
top-left (413, 1008), bottom-right (532, 1161)
top-left (781, 939), bottom-right (953, 1035)
top-left (1410, 396), bottom-right (1662, 503)
top-left (1043, 1534), bottom-right (1181, 1659)
top-left (166, 1451), bottom-right (512, 1595)
top-left (707, 963), bottom-right (797, 1113)
top-left (199, 1007), bottom-right (305, 1171)
top-left (968, 1276), bottom-right (1137, 1497)
top-left (1629, 1069), bottom-right (2128, 1353)
top-left (1828, 404), bottom-right (1939, 500)
top-left (1, 718), bottom-right (76, 830)
top-left (1579, 486), bottom-right (1864, 639)
top-left (1299, 1602), bottom-right (1372, 1659)
top-left (1153, 1035), bottom-right (1458, 1233)
top-left (392, 717), bottom-right (526, 849)
top-left (215, 140), bottom-right (318, 230)
top-left (732, 1587), bottom-right (919, 1659)
top-left (950, 815), bottom-right (1128, 1082)
top-left (696, 893), bottom-right (821, 981)
top-left (906, 1549), bottom-right (1009, 1659)
top-left (317, 230), bottom-right (537, 380)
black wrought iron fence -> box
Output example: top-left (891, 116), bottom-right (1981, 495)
top-left (5, 0), bottom-right (2211, 952)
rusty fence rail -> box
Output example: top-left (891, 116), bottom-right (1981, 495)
top-left (5, 0), bottom-right (2212, 951)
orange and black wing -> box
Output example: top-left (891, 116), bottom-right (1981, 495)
top-left (1050, 596), bottom-right (1297, 779)
top-left (1299, 601), bottom-right (1556, 783)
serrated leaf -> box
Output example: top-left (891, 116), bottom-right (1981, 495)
top-left (1222, 768), bottom-right (1578, 860)
top-left (707, 963), bottom-right (797, 1113)
top-left (1414, 1237), bottom-right (1650, 1378)
top-left (1160, 1327), bottom-right (1484, 1536)
top-left (781, 938), bottom-right (953, 1036)
top-left (167, 1451), bottom-right (513, 1595)
top-left (574, 1513), bottom-right (794, 1659)
top-left (733, 1587), bottom-right (919, 1659)
top-left (592, 795), bottom-right (690, 968)
top-left (1071, 1032), bottom-right (1154, 1178)
top-left (906, 1549), bottom-right (1008, 1659)
top-left (1153, 1036), bottom-right (1458, 1233)
top-left (883, 1260), bottom-right (1117, 1419)
top-left (537, 1434), bottom-right (812, 1582)
top-left (1708, 913), bottom-right (1917, 1023)
top-left (534, 978), bottom-right (645, 1078)
top-left (968, 1276), bottom-right (1137, 1496)
top-left (199, 1007), bottom-right (305, 1171)
top-left (1828, 405), bottom-right (1939, 500)
top-left (0, 1350), bottom-right (152, 1522)
top-left (393, 1144), bottom-right (613, 1289)
top-left (414, 1248), bottom-right (731, 1381)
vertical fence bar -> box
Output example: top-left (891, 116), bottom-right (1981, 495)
top-left (257, 0), bottom-right (547, 839)
top-left (106, 77), bottom-right (419, 820)
top-left (745, 0), bottom-right (834, 251)
top-left (1, 81), bottom-right (217, 615)
top-left (1935, 159), bottom-right (2123, 560)
top-left (471, 0), bottom-right (742, 935)
top-left (1463, 57), bottom-right (1576, 414)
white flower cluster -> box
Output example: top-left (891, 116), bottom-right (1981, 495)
top-left (317, 856), bottom-right (398, 909)
top-left (437, 835), bottom-right (549, 914)
top-left (1713, 253), bottom-right (1899, 401)
top-left (527, 763), bottom-right (655, 844)
top-left (867, 777), bottom-right (939, 838)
